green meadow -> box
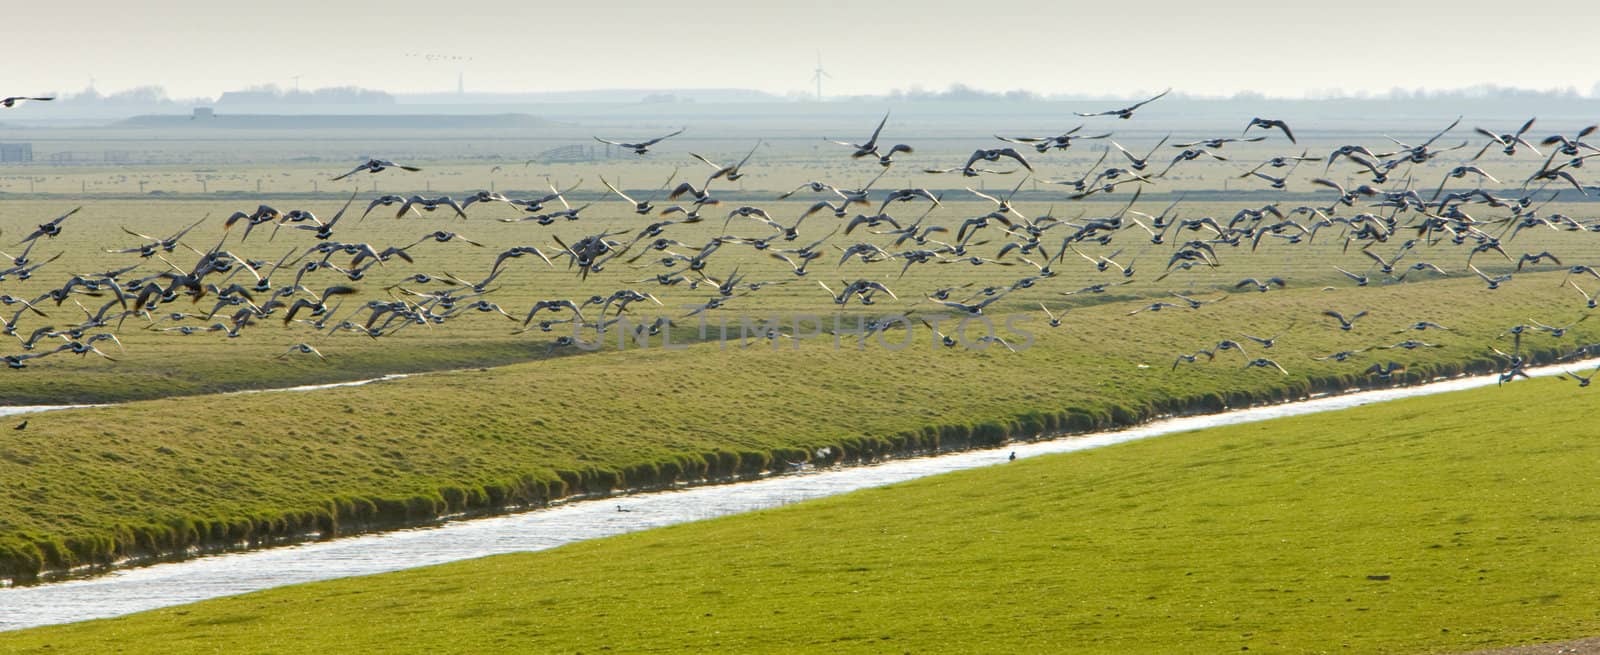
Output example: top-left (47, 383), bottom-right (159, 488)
top-left (4, 377), bottom-right (1596, 654)
top-left (0, 273), bottom-right (1594, 583)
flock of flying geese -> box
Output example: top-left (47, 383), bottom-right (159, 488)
top-left (2, 90), bottom-right (1599, 388)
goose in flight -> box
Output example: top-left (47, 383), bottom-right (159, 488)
top-left (1468, 264), bottom-right (1513, 290)
top-left (594, 128), bottom-right (685, 155)
top-left (601, 174), bottom-right (675, 215)
top-left (1038, 303), bottom-right (1063, 328)
top-left (826, 111), bottom-right (890, 158)
top-left (875, 143), bottom-right (915, 168)
top-left (1234, 277), bottom-right (1286, 292)
top-left (1, 96), bottom-right (53, 108)
top-left (1244, 358), bottom-right (1289, 375)
top-left (1540, 125), bottom-right (1599, 156)
top-left (1243, 117), bottom-right (1296, 143)
top-left (1363, 362), bottom-right (1406, 380)
top-left (1558, 364), bottom-right (1600, 387)
top-left (995, 126), bottom-right (1110, 153)
top-left (361, 195), bottom-right (408, 221)
top-left (395, 195), bottom-right (468, 220)
top-left (1074, 88), bottom-right (1170, 119)
top-left (1172, 348), bottom-right (1215, 370)
top-left (277, 342), bottom-right (327, 361)
top-left (690, 141), bottom-right (760, 181)
top-left (1313, 349), bottom-right (1366, 362)
top-left (1173, 136), bottom-right (1265, 150)
top-left (1109, 135), bottom-right (1171, 171)
top-left (1323, 309), bottom-right (1368, 331)
top-left (331, 158), bottom-right (421, 181)
top-left (1472, 118), bottom-right (1539, 160)
top-left (962, 147), bottom-right (1033, 173)
top-left (17, 207), bottom-right (82, 244)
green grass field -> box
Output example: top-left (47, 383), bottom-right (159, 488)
top-left (5, 377), bottom-right (1596, 654)
top-left (1, 272), bottom-right (1595, 583)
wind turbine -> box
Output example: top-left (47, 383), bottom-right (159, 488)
top-left (811, 51), bottom-right (831, 102)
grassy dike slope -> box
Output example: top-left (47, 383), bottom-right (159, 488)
top-left (5, 379), bottom-right (1599, 653)
top-left (0, 275), bottom-right (1596, 582)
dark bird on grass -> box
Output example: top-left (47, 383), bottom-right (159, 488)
top-left (1074, 88), bottom-right (1170, 119)
top-left (1323, 309), bottom-right (1368, 331)
top-left (1, 96), bottom-right (53, 108)
top-left (1009, 452), bottom-right (1016, 461)
top-left (827, 111), bottom-right (890, 158)
top-left (17, 207), bottom-right (81, 244)
top-left (1244, 358), bottom-right (1289, 375)
top-left (12, 421), bottom-right (25, 430)
top-left (1244, 117), bottom-right (1296, 143)
top-left (331, 158), bottom-right (421, 181)
top-left (594, 128), bottom-right (685, 155)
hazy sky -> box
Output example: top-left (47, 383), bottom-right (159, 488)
top-left (10, 0), bottom-right (1598, 99)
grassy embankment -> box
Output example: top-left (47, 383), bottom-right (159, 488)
top-left (4, 377), bottom-right (1598, 653)
top-left (0, 273), bottom-right (1595, 582)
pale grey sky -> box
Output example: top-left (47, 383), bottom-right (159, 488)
top-left (10, 0), bottom-right (1597, 99)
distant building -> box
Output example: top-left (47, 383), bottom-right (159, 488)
top-left (192, 107), bottom-right (214, 119)
top-left (0, 143), bottom-right (32, 163)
